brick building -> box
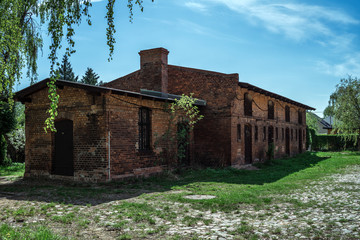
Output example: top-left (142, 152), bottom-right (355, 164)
top-left (16, 47), bottom-right (314, 182)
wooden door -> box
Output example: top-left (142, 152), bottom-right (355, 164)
top-left (244, 124), bottom-right (252, 164)
top-left (53, 120), bottom-right (74, 176)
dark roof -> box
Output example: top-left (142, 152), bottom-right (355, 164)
top-left (238, 82), bottom-right (315, 110)
top-left (308, 112), bottom-right (333, 129)
top-left (15, 78), bottom-right (207, 106)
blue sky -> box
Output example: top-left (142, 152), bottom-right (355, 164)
top-left (18, 0), bottom-right (360, 117)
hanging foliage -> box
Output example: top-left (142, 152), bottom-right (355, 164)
top-left (0, 0), bottom-right (153, 132)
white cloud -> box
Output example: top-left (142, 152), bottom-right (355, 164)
top-left (317, 53), bottom-right (360, 77)
top-left (200, 0), bottom-right (358, 42)
top-left (184, 2), bottom-right (208, 13)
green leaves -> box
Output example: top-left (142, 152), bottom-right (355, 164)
top-left (1, 0), bottom-right (154, 132)
top-left (325, 76), bottom-right (360, 145)
top-left (171, 93), bottom-right (204, 130)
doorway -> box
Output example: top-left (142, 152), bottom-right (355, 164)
top-left (285, 128), bottom-right (290, 156)
top-left (177, 122), bottom-right (190, 166)
top-left (53, 120), bottom-right (74, 176)
top-left (244, 124), bottom-right (252, 164)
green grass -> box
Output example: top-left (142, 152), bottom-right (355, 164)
top-left (0, 162), bottom-right (25, 177)
top-left (146, 151), bottom-right (360, 211)
top-left (0, 224), bottom-right (64, 240)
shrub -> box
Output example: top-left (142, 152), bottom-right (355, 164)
top-left (312, 134), bottom-right (357, 151)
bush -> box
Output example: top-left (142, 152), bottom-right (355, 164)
top-left (312, 134), bottom-right (357, 151)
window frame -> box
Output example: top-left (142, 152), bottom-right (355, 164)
top-left (138, 107), bottom-right (151, 151)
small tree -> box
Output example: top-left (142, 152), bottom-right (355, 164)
top-left (324, 76), bottom-right (360, 145)
top-left (81, 67), bottom-right (100, 86)
top-left (57, 54), bottom-right (78, 82)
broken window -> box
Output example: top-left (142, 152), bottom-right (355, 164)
top-left (285, 106), bottom-right (290, 122)
top-left (244, 93), bottom-right (252, 116)
top-left (268, 100), bottom-right (274, 119)
top-left (237, 124), bottom-right (241, 141)
top-left (139, 107), bottom-right (151, 150)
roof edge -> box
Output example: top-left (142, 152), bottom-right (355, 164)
top-left (238, 82), bottom-right (315, 110)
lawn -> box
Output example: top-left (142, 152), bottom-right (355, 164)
top-left (0, 162), bottom-right (25, 177)
top-left (0, 152), bottom-right (359, 239)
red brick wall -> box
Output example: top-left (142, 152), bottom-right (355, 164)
top-left (231, 88), bottom-right (307, 165)
top-left (168, 65), bottom-right (239, 166)
top-left (105, 94), bottom-right (180, 178)
top-left (24, 85), bottom-right (186, 181)
top-left (25, 86), bottom-right (108, 182)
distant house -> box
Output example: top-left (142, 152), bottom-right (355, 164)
top-left (16, 47), bottom-right (315, 182)
top-left (308, 112), bottom-right (333, 134)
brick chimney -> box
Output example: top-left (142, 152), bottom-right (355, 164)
top-left (139, 48), bottom-right (169, 93)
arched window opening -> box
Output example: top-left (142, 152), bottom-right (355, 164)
top-left (268, 100), bottom-right (274, 119)
top-left (285, 106), bottom-right (290, 122)
top-left (244, 93), bottom-right (252, 116)
top-left (298, 110), bottom-right (303, 124)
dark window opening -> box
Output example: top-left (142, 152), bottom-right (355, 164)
top-left (237, 124), bottom-right (241, 141)
top-left (268, 100), bottom-right (274, 119)
top-left (244, 93), bottom-right (252, 116)
top-left (291, 129), bottom-right (293, 140)
top-left (255, 126), bottom-right (258, 141)
top-left (282, 128), bottom-right (284, 141)
top-left (285, 106), bottom-right (290, 122)
top-left (298, 110), bottom-right (303, 124)
top-left (276, 127), bottom-right (279, 140)
top-left (263, 126), bottom-right (266, 141)
top-left (296, 129), bottom-right (298, 141)
top-left (139, 107), bottom-right (151, 151)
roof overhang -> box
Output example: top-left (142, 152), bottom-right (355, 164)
top-left (15, 78), bottom-right (207, 106)
top-left (238, 82), bottom-right (315, 110)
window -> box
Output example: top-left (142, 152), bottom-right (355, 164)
top-left (291, 129), bottom-right (293, 140)
top-left (298, 110), bottom-right (303, 124)
top-left (244, 93), bottom-right (252, 116)
top-left (263, 126), bottom-right (266, 141)
top-left (237, 124), bottom-right (241, 141)
top-left (138, 107), bottom-right (151, 150)
top-left (276, 127), bottom-right (279, 140)
top-left (268, 100), bottom-right (274, 119)
top-left (282, 128), bottom-right (284, 141)
top-left (285, 106), bottom-right (290, 122)
top-left (255, 126), bottom-right (258, 141)
top-left (296, 129), bottom-right (298, 141)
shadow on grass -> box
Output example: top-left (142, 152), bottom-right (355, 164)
top-left (0, 152), bottom-right (330, 206)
